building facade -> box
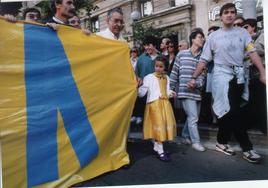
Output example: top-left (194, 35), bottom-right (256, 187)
top-left (7, 0), bottom-right (262, 46)
top-left (86, 0), bottom-right (263, 46)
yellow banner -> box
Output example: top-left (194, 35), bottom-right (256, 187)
top-left (0, 18), bottom-right (137, 188)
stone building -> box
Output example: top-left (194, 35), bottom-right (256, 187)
top-left (1, 0), bottom-right (262, 46)
top-left (86, 0), bottom-right (263, 46)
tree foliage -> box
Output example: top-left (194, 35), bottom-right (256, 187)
top-left (132, 21), bottom-right (165, 50)
top-left (37, 0), bottom-right (98, 24)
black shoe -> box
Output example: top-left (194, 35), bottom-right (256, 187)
top-left (121, 164), bottom-right (131, 170)
top-left (157, 152), bottom-right (171, 162)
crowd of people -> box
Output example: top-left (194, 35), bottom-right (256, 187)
top-left (2, 1), bottom-right (266, 165)
top-left (130, 3), bottom-right (266, 164)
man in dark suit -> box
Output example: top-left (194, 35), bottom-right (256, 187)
top-left (48, 0), bottom-right (75, 25)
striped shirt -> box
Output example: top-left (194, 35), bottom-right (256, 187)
top-left (170, 49), bottom-right (205, 101)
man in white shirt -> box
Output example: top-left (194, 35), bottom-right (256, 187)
top-left (97, 7), bottom-right (125, 41)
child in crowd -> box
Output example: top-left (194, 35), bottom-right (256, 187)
top-left (138, 56), bottom-right (177, 161)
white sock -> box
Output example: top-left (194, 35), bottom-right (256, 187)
top-left (153, 141), bottom-right (158, 152)
top-left (157, 143), bottom-right (164, 154)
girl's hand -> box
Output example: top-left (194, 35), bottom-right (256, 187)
top-left (137, 77), bottom-right (143, 87)
top-left (170, 91), bottom-right (176, 98)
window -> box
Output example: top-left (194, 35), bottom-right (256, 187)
top-left (141, 0), bottom-right (153, 17)
top-left (90, 17), bottom-right (99, 32)
top-left (170, 0), bottom-right (189, 7)
top-left (170, 0), bottom-right (176, 7)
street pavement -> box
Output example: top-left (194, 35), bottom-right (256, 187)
top-left (74, 137), bottom-right (268, 187)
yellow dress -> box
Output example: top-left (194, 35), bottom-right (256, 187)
top-left (143, 73), bottom-right (177, 142)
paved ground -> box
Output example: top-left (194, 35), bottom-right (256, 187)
top-left (74, 139), bottom-right (268, 187)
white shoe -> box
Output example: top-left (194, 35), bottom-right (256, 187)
top-left (130, 116), bottom-right (136, 123)
top-left (136, 117), bottom-right (143, 124)
top-left (181, 138), bottom-right (191, 145)
top-left (243, 150), bottom-right (261, 163)
top-left (215, 142), bottom-right (235, 156)
top-left (192, 143), bottom-right (205, 152)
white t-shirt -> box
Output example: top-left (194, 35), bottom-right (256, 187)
top-left (200, 27), bottom-right (255, 67)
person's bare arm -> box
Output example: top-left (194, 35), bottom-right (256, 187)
top-left (249, 51), bottom-right (266, 84)
top-left (187, 60), bottom-right (207, 89)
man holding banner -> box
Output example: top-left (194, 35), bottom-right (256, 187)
top-left (0, 7), bottom-right (136, 187)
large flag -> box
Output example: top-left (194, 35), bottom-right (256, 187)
top-left (0, 18), bottom-right (137, 188)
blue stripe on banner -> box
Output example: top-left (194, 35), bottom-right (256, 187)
top-left (24, 24), bottom-right (99, 187)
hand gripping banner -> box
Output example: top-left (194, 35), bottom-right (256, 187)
top-left (0, 18), bottom-right (137, 188)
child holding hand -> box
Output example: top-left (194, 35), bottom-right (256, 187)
top-left (138, 56), bottom-right (177, 161)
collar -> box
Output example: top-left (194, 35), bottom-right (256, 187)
top-left (162, 50), bottom-right (168, 56)
top-left (105, 28), bottom-right (123, 40)
top-left (154, 72), bottom-right (166, 79)
top-left (53, 16), bottom-right (66, 24)
top-left (189, 48), bottom-right (202, 58)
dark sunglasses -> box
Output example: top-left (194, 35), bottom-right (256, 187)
top-left (234, 23), bottom-right (243, 27)
top-left (131, 50), bottom-right (137, 53)
top-left (243, 25), bottom-right (249, 29)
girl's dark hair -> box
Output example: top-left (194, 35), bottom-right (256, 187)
top-left (155, 55), bottom-right (168, 70)
top-left (189, 30), bottom-right (205, 47)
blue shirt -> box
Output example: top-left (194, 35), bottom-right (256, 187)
top-left (135, 53), bottom-right (155, 79)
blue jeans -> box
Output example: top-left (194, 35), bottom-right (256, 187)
top-left (181, 99), bottom-right (201, 143)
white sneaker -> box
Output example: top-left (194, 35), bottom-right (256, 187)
top-left (130, 116), bottom-right (136, 123)
top-left (181, 138), bottom-right (191, 145)
top-left (215, 143), bottom-right (235, 156)
top-left (192, 143), bottom-right (205, 152)
top-left (243, 150), bottom-right (261, 163)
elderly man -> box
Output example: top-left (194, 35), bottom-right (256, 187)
top-left (178, 40), bottom-right (189, 52)
top-left (97, 7), bottom-right (125, 41)
top-left (188, 3), bottom-right (265, 164)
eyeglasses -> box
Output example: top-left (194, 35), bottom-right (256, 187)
top-left (243, 25), bottom-right (249, 29)
top-left (234, 23), bottom-right (243, 27)
top-left (131, 50), bottom-right (137, 53)
top-left (110, 18), bottom-right (124, 25)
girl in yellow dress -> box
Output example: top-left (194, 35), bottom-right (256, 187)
top-left (138, 56), bottom-right (177, 161)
